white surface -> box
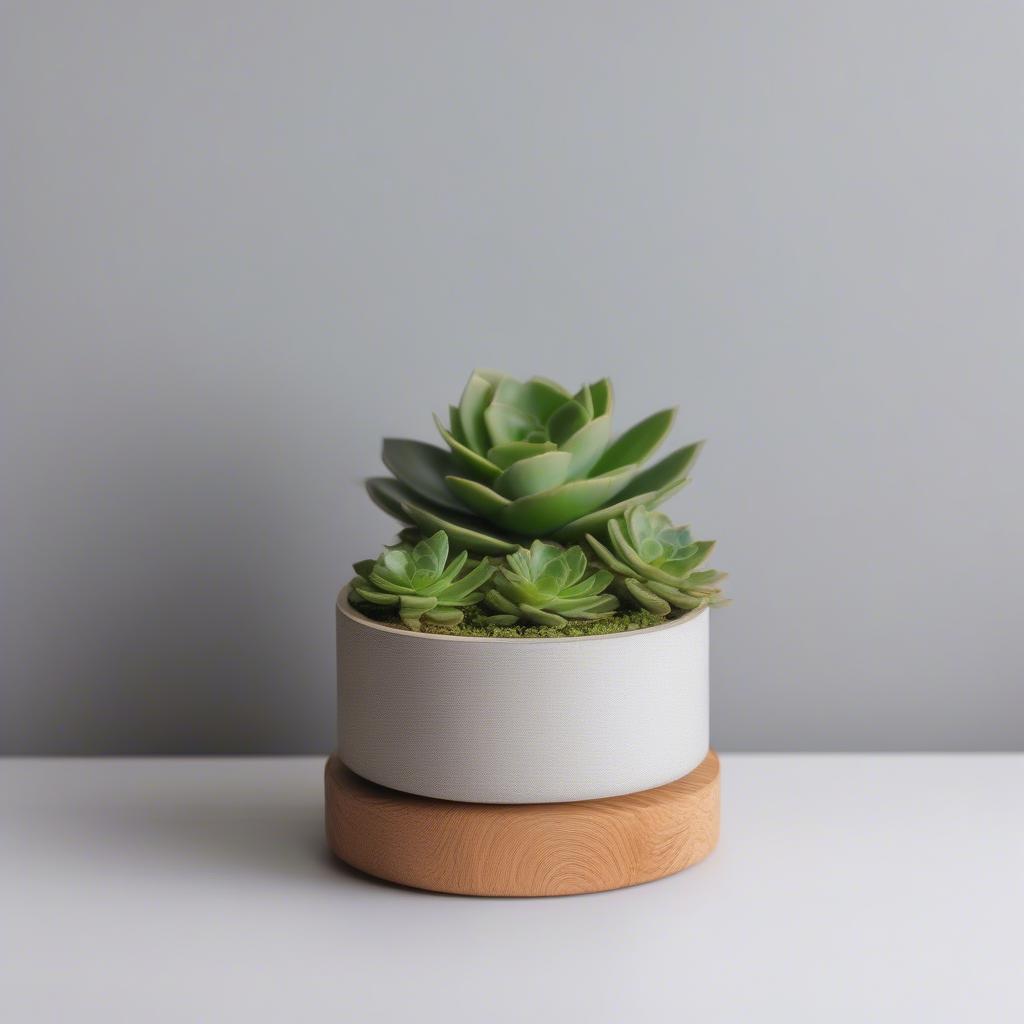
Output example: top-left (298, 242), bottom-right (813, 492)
top-left (338, 598), bottom-right (709, 802)
top-left (2, 755), bottom-right (1022, 1023)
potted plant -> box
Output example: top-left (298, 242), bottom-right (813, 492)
top-left (327, 370), bottom-right (727, 896)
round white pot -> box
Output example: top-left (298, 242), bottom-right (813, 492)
top-left (335, 589), bottom-right (709, 804)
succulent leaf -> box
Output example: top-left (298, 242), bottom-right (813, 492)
top-left (623, 578), bottom-right (672, 616)
top-left (381, 439), bottom-right (468, 513)
top-left (493, 377), bottom-right (568, 424)
top-left (611, 441), bottom-right (703, 502)
top-left (447, 405), bottom-right (467, 445)
top-left (400, 500), bottom-right (519, 555)
top-left (486, 441), bottom-right (558, 469)
top-left (517, 604), bottom-right (569, 628)
top-left (550, 488), bottom-right (662, 541)
top-left (588, 378), bottom-right (613, 418)
top-left (546, 400), bottom-right (590, 445)
top-left (444, 477), bottom-right (511, 518)
top-left (592, 408), bottom-right (676, 476)
top-left (560, 415), bottom-right (612, 479)
top-left (432, 414), bottom-right (501, 480)
top-left (497, 466), bottom-right (637, 535)
top-left (458, 372), bottom-right (497, 455)
top-left (493, 450), bottom-right (573, 500)
top-left (483, 401), bottom-right (538, 446)
top-left (365, 477), bottom-right (419, 524)
top-left (574, 384), bottom-right (594, 418)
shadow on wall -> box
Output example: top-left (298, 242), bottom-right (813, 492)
top-left (2, 403), bottom-right (340, 755)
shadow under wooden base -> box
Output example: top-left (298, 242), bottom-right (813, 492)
top-left (325, 751), bottom-right (720, 897)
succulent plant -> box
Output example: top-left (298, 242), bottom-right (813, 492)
top-left (349, 530), bottom-right (496, 630)
top-left (586, 506), bottom-right (727, 615)
top-left (365, 370), bottom-right (703, 554)
top-left (482, 540), bottom-right (619, 627)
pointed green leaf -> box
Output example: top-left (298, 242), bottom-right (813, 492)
top-left (548, 592), bottom-right (618, 616)
top-left (519, 604), bottom-right (568, 628)
top-left (439, 559), bottom-right (496, 602)
top-left (444, 477), bottom-right (510, 518)
top-left (448, 406), bottom-right (467, 445)
top-left (611, 441), bottom-right (703, 501)
top-left (670, 539), bottom-right (716, 578)
top-left (546, 400), bottom-right (590, 445)
top-left (485, 401), bottom-right (540, 446)
top-left (505, 547), bottom-right (532, 580)
top-left (645, 579), bottom-right (707, 609)
top-left (560, 414), bottom-right (612, 480)
top-left (474, 368), bottom-right (507, 386)
top-left (493, 377), bottom-right (568, 424)
top-left (400, 500), bottom-right (519, 555)
top-left (368, 567), bottom-right (414, 593)
top-left (494, 450), bottom-right (572, 499)
top-left (352, 585), bottom-right (400, 606)
top-left (624, 578), bottom-right (672, 615)
top-left (365, 477), bottom-right (417, 524)
top-left (584, 532), bottom-right (635, 576)
top-left (383, 547), bottom-right (413, 580)
top-left (381, 439), bottom-right (467, 513)
top-left (591, 408), bottom-right (676, 475)
top-left (558, 569), bottom-right (613, 599)
top-left (486, 441), bottom-right (557, 469)
top-left (527, 375), bottom-right (572, 397)
top-left (551, 489), bottom-right (658, 542)
top-left (458, 372), bottom-right (496, 455)
top-left (429, 549), bottom-right (469, 591)
top-left (497, 466), bottom-right (637, 535)
top-left (433, 414), bottom-right (501, 481)
top-left (484, 589), bottom-right (520, 617)
top-left (482, 613), bottom-right (518, 626)
top-left (647, 477), bottom-right (690, 510)
top-left (423, 607), bottom-right (464, 625)
top-left (589, 378), bottom-right (613, 418)
top-left (417, 530), bottom-right (449, 572)
top-left (687, 570), bottom-right (728, 587)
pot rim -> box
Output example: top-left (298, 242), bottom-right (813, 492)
top-left (337, 584), bottom-right (707, 645)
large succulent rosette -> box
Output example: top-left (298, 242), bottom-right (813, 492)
top-left (366, 370), bottom-right (702, 554)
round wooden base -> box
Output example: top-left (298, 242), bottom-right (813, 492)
top-left (324, 750), bottom-right (719, 897)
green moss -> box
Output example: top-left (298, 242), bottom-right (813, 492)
top-left (352, 600), bottom-right (669, 638)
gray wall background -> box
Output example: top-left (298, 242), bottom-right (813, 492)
top-left (2, 2), bottom-right (1022, 754)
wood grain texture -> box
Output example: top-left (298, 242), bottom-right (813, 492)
top-left (325, 751), bottom-right (719, 896)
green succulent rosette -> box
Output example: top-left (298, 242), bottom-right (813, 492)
top-left (365, 370), bottom-right (702, 554)
top-left (586, 506), bottom-right (728, 616)
top-left (482, 540), bottom-right (618, 628)
top-left (348, 530), bottom-right (496, 630)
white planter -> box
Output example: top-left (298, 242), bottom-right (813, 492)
top-left (335, 588), bottom-right (710, 804)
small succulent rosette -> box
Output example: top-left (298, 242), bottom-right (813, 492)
top-left (482, 541), bottom-right (619, 628)
top-left (587, 507), bottom-right (728, 615)
top-left (349, 530), bottom-right (495, 630)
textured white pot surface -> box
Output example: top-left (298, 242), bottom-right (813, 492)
top-left (335, 589), bottom-right (710, 804)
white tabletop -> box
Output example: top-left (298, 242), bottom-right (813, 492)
top-left (3, 755), bottom-right (1022, 1023)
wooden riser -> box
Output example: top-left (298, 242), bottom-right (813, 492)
top-left (325, 751), bottom-right (719, 897)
